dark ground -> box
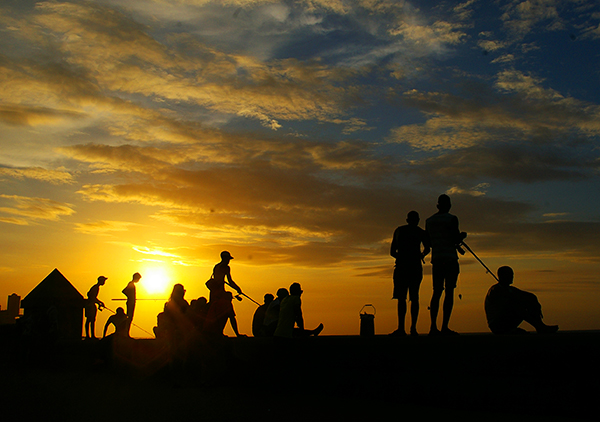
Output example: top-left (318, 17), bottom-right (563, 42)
top-left (1, 329), bottom-right (599, 421)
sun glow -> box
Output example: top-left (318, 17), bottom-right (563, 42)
top-left (140, 266), bottom-right (171, 296)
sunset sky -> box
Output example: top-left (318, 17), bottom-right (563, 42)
top-left (1, 0), bottom-right (599, 337)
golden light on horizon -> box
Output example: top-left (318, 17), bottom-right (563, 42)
top-left (139, 265), bottom-right (172, 297)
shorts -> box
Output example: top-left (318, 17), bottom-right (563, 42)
top-left (393, 265), bottom-right (423, 300)
top-left (84, 304), bottom-right (97, 321)
top-left (432, 260), bottom-right (460, 291)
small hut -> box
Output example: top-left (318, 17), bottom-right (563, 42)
top-left (21, 268), bottom-right (85, 341)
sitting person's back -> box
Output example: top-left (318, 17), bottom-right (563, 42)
top-left (485, 266), bottom-right (558, 335)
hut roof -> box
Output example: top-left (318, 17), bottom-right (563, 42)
top-left (21, 268), bottom-right (84, 308)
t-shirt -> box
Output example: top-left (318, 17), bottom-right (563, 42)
top-left (426, 212), bottom-right (461, 263)
top-left (274, 295), bottom-right (301, 338)
top-left (391, 224), bottom-right (430, 268)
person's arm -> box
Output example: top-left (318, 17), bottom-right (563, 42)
top-left (228, 315), bottom-right (246, 337)
top-left (421, 230), bottom-right (431, 262)
top-left (390, 228), bottom-right (398, 259)
top-left (295, 301), bottom-right (304, 331)
top-left (103, 318), bottom-right (112, 338)
top-left (225, 268), bottom-right (243, 295)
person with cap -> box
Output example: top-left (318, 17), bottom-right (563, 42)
top-left (207, 251), bottom-right (242, 302)
top-left (85, 275), bottom-right (107, 340)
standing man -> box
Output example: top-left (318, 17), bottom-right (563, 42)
top-left (84, 275), bottom-right (107, 340)
top-left (426, 194), bottom-right (466, 336)
top-left (207, 251), bottom-right (242, 301)
top-left (122, 272), bottom-right (141, 337)
top-left (390, 211), bottom-right (430, 336)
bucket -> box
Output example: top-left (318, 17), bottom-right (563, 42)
top-left (359, 304), bottom-right (376, 336)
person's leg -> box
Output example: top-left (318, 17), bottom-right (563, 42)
top-left (517, 290), bottom-right (558, 333)
top-left (85, 319), bottom-right (91, 339)
top-left (441, 286), bottom-right (455, 332)
top-left (430, 264), bottom-right (443, 334)
top-left (441, 261), bottom-right (459, 335)
top-left (392, 269), bottom-right (408, 335)
top-left (396, 285), bottom-right (409, 335)
top-left (408, 282), bottom-right (420, 335)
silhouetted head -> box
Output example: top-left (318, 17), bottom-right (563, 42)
top-left (290, 282), bottom-right (303, 296)
top-left (116, 307), bottom-right (125, 315)
top-left (97, 275), bottom-right (107, 285)
top-left (132, 272), bottom-right (142, 282)
top-left (406, 211), bottom-right (420, 225)
top-left (170, 283), bottom-right (186, 300)
top-left (497, 266), bottom-right (514, 286)
top-left (276, 288), bottom-right (289, 300)
top-left (197, 296), bottom-right (208, 305)
top-left (220, 250), bottom-right (234, 261)
top-left (437, 194), bottom-right (451, 213)
top-left (264, 293), bottom-right (274, 304)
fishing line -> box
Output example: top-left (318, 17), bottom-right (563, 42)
top-left (103, 305), bottom-right (155, 337)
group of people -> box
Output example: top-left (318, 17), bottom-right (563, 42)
top-left (84, 272), bottom-right (140, 340)
top-left (84, 193), bottom-right (558, 342)
top-left (391, 194), bottom-right (558, 336)
top-left (85, 250), bottom-right (324, 347)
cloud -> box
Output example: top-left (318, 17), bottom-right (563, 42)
top-left (386, 70), bottom-right (600, 183)
top-left (0, 194), bottom-right (75, 225)
top-left (501, 0), bottom-right (562, 39)
top-left (0, 104), bottom-right (85, 127)
top-left (0, 166), bottom-right (74, 184)
top-left (74, 220), bottom-right (140, 235)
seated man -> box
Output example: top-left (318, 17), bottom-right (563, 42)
top-left (252, 293), bottom-right (274, 337)
top-left (485, 266), bottom-right (558, 335)
top-left (274, 283), bottom-right (323, 338)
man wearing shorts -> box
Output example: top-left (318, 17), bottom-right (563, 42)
top-left (390, 211), bottom-right (430, 336)
top-left (426, 195), bottom-right (466, 336)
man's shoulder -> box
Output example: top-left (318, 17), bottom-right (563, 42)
top-left (426, 212), bottom-right (457, 225)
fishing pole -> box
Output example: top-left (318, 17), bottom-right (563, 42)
top-left (102, 305), bottom-right (155, 338)
top-left (459, 241), bottom-right (499, 282)
top-left (111, 298), bottom-right (166, 301)
top-left (224, 282), bottom-right (261, 306)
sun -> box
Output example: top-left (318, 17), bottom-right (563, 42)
top-left (140, 266), bottom-right (171, 296)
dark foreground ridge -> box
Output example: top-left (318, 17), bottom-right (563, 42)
top-left (1, 330), bottom-right (599, 422)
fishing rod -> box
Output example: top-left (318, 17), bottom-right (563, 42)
top-left (225, 282), bottom-right (261, 306)
top-left (111, 298), bottom-right (166, 301)
top-left (459, 241), bottom-right (499, 282)
top-left (102, 305), bottom-right (155, 338)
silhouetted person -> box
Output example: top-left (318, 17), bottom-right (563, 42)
top-left (85, 275), bottom-right (107, 340)
top-left (263, 288), bottom-right (288, 337)
top-left (205, 291), bottom-right (246, 338)
top-left (252, 293), bottom-right (274, 337)
top-left (188, 296), bottom-right (209, 332)
top-left (103, 307), bottom-right (128, 338)
top-left (390, 211), bottom-right (431, 336)
top-left (426, 194), bottom-right (466, 336)
top-left (274, 283), bottom-right (323, 338)
top-left (485, 266), bottom-right (558, 335)
top-left (122, 272), bottom-right (141, 337)
top-left (207, 251), bottom-right (242, 302)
